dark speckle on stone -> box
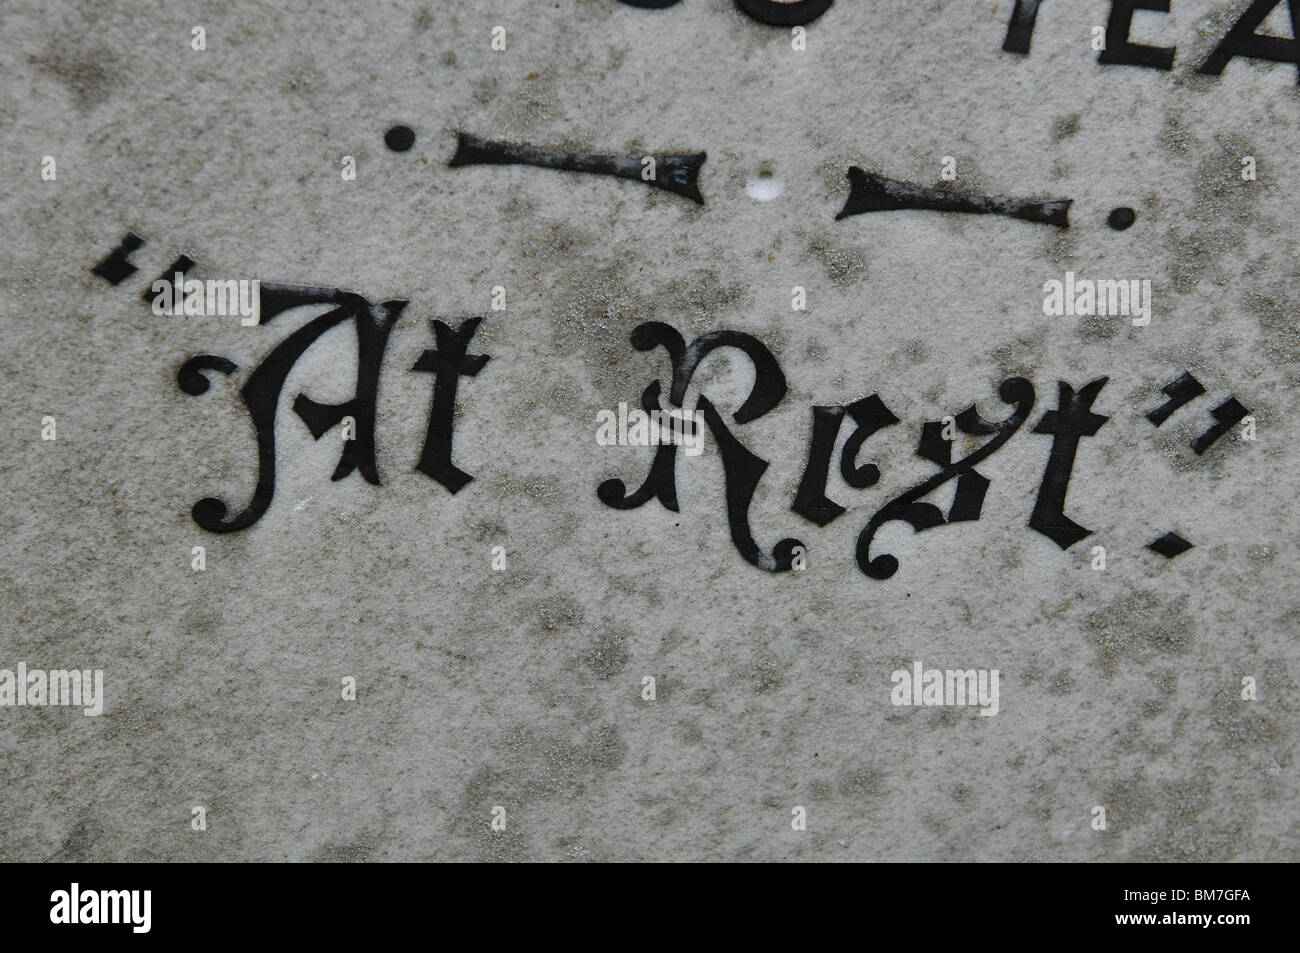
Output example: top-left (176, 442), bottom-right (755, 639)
top-left (30, 41), bottom-right (118, 113)
top-left (1052, 113), bottom-right (1081, 139)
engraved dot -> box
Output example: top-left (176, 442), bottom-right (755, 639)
top-left (385, 125), bottom-right (415, 152)
top-left (1108, 207), bottom-right (1136, 230)
top-left (746, 164), bottom-right (783, 201)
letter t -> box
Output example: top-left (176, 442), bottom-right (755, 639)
top-left (1028, 378), bottom-right (1109, 549)
top-left (413, 317), bottom-right (490, 493)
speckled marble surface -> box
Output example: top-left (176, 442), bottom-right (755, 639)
top-left (0, 0), bottom-right (1296, 861)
